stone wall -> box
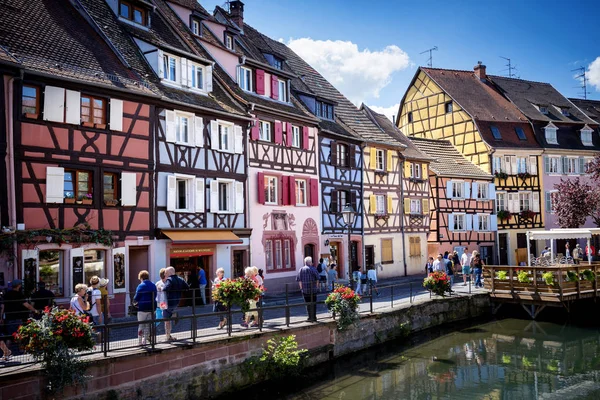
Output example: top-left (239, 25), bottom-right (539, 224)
top-left (1, 294), bottom-right (490, 400)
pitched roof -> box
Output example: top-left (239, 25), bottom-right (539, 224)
top-left (489, 75), bottom-right (598, 126)
top-left (0, 0), bottom-right (152, 95)
top-left (409, 137), bottom-right (492, 179)
top-left (568, 98), bottom-right (600, 123)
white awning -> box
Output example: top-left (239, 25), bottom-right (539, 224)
top-left (529, 229), bottom-right (592, 240)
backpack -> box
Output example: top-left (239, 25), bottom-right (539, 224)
top-left (317, 263), bottom-right (323, 273)
top-left (86, 288), bottom-right (96, 310)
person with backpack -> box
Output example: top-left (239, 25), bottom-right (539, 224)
top-left (162, 266), bottom-right (190, 341)
top-left (317, 258), bottom-right (327, 292)
top-left (444, 256), bottom-right (454, 288)
top-left (470, 251), bottom-right (485, 288)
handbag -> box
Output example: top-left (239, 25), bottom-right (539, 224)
top-left (155, 307), bottom-right (163, 327)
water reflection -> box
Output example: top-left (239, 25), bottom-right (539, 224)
top-left (283, 319), bottom-right (600, 400)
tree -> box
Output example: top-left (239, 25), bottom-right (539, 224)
top-left (552, 178), bottom-right (596, 228)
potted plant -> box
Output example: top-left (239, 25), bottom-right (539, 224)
top-left (212, 277), bottom-right (263, 313)
top-left (566, 271), bottom-right (579, 282)
top-left (517, 270), bottom-right (530, 283)
top-left (104, 198), bottom-right (119, 207)
top-left (81, 193), bottom-right (93, 205)
top-left (520, 209), bottom-right (536, 219)
top-left (497, 210), bottom-right (512, 221)
top-left (542, 271), bottom-right (555, 286)
top-left (494, 171), bottom-right (508, 180)
top-left (496, 271), bottom-right (508, 280)
top-left (374, 213), bottom-right (389, 221)
top-left (517, 172), bottom-right (531, 180)
top-left (64, 192), bottom-right (75, 204)
top-left (582, 269), bottom-right (596, 281)
top-left (423, 271), bottom-right (452, 297)
top-left (325, 286), bottom-right (361, 330)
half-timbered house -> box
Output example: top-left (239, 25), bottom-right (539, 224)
top-left (77, 0), bottom-right (253, 299)
top-left (409, 138), bottom-right (496, 263)
top-left (398, 64), bottom-right (542, 265)
top-left (0, 0), bottom-right (155, 314)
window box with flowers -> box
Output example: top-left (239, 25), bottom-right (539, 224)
top-left (517, 172), bottom-right (531, 180)
top-left (409, 177), bottom-right (426, 183)
top-left (64, 192), bottom-right (76, 204)
top-left (375, 170), bottom-right (388, 178)
top-left (104, 199), bottom-right (119, 207)
top-left (80, 193), bottom-right (93, 205)
top-left (520, 209), bottom-right (536, 219)
top-left (497, 210), bottom-right (512, 221)
top-left (375, 213), bottom-right (389, 221)
top-left (494, 171), bottom-right (508, 180)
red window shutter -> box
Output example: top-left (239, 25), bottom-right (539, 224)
top-left (274, 121), bottom-right (283, 144)
top-left (281, 176), bottom-right (289, 205)
top-left (286, 122), bottom-right (293, 146)
top-left (257, 172), bottom-right (265, 204)
top-left (250, 119), bottom-right (260, 140)
top-left (310, 178), bottom-right (319, 207)
top-left (289, 176), bottom-right (296, 206)
top-left (302, 126), bottom-right (310, 150)
top-left (255, 69), bottom-right (265, 95)
top-left (271, 75), bottom-right (278, 100)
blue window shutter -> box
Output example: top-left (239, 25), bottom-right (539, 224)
top-left (448, 213), bottom-right (454, 231)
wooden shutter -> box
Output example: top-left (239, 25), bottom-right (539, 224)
top-left (180, 58), bottom-right (189, 87)
top-left (205, 65), bottom-right (213, 92)
top-left (255, 69), bottom-right (265, 95)
top-left (286, 176), bottom-right (294, 206)
top-left (121, 172), bottom-right (137, 206)
top-left (545, 192), bottom-right (552, 213)
top-left (270, 75), bottom-right (278, 99)
top-left (109, 99), bottom-right (123, 132)
top-left (309, 178), bottom-right (318, 207)
top-left (532, 192), bottom-right (540, 212)
top-left (472, 182), bottom-right (479, 199)
top-left (446, 181), bottom-right (453, 198)
top-left (281, 176), bottom-right (290, 206)
top-left (466, 214), bottom-right (473, 230)
top-left (194, 178), bottom-right (205, 212)
top-left (448, 213), bottom-right (454, 231)
top-left (404, 161), bottom-right (411, 178)
top-left (330, 141), bottom-right (338, 166)
top-left (579, 157), bottom-right (585, 175)
top-left (508, 193), bottom-right (518, 213)
top-left (43, 86), bottom-right (65, 122)
top-left (210, 120), bottom-right (219, 149)
top-left (302, 126), bottom-right (310, 150)
top-left (350, 191), bottom-right (357, 210)
top-left (165, 110), bottom-right (176, 142)
top-left (274, 121), bottom-right (283, 144)
top-left (529, 155), bottom-right (537, 174)
top-left (286, 122), bottom-right (293, 146)
top-left (387, 195), bottom-right (393, 214)
top-left (250, 119), bottom-right (260, 141)
top-left (488, 183), bottom-right (496, 200)
top-left (510, 156), bottom-right (517, 175)
top-left (543, 156), bottom-right (550, 173)
top-left (369, 147), bottom-right (377, 169)
top-left (166, 175), bottom-right (176, 211)
top-left (386, 151), bottom-right (393, 172)
top-left (463, 182), bottom-right (470, 199)
top-left (235, 181), bottom-right (244, 213)
top-left (330, 190), bottom-right (338, 213)
top-left (473, 214), bottom-right (479, 231)
top-left (157, 49), bottom-right (164, 77)
top-left (369, 195), bottom-right (376, 214)
top-left (421, 163), bottom-right (428, 179)
top-left (257, 172), bottom-right (265, 204)
top-left (490, 215), bottom-right (498, 231)
top-left (65, 90), bottom-right (80, 125)
top-left (234, 125), bottom-right (243, 154)
top-left (422, 198), bottom-right (429, 214)
top-left (195, 116), bottom-right (204, 147)
top-left (348, 144), bottom-right (356, 168)
top-left (45, 166), bottom-right (65, 203)
top-left (210, 179), bottom-right (219, 213)
top-left (404, 198), bottom-right (410, 214)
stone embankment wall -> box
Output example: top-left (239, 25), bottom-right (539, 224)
top-left (1, 294), bottom-right (490, 400)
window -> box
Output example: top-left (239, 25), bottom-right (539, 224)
top-left (190, 64), bottom-right (204, 90)
top-left (407, 112), bottom-right (413, 123)
top-left (176, 177), bottom-right (190, 210)
top-left (265, 240), bottom-right (273, 270)
top-left (39, 250), bottom-right (63, 296)
top-left (296, 179), bottom-right (307, 206)
top-left (218, 181), bottom-right (230, 212)
top-left (566, 157), bottom-right (578, 174)
top-left (375, 149), bottom-right (385, 171)
top-left (315, 100), bottom-right (334, 120)
top-left (278, 79), bottom-right (287, 102)
top-left (581, 128), bottom-right (593, 146)
top-left (453, 214), bottom-right (465, 231)
top-left (22, 85), bottom-right (40, 116)
top-left (284, 240), bottom-right (291, 269)
top-left (492, 157), bottom-right (504, 173)
top-left (410, 199), bottom-right (422, 214)
top-left (64, 170), bottom-right (92, 201)
top-left (546, 191), bottom-right (558, 214)
top-left (376, 195), bottom-right (385, 214)
top-left (477, 183), bottom-right (488, 199)
top-left (451, 181), bottom-right (464, 198)
top-left (259, 121), bottom-right (271, 142)
top-left (119, 1), bottom-right (147, 26)
top-left (218, 123), bottom-right (230, 151)
top-left (444, 101), bottom-right (453, 113)
top-left (490, 125), bottom-right (502, 140)
top-left (545, 125), bottom-right (558, 144)
top-left (381, 239), bottom-right (393, 264)
top-left (336, 143), bottom-right (348, 167)
top-left (496, 192), bottom-right (506, 212)
top-left (409, 236), bottom-right (421, 257)
top-left (516, 157), bottom-right (527, 174)
top-left (410, 162), bottom-right (421, 178)
top-left (81, 95), bottom-right (106, 125)
top-left (163, 54), bottom-right (177, 82)
top-left (265, 238), bottom-right (294, 271)
top-left (539, 106), bottom-right (549, 115)
top-left (519, 192), bottom-right (531, 211)
top-left (239, 66), bottom-right (252, 91)
top-left (264, 176), bottom-right (278, 205)
top-left (291, 125), bottom-right (301, 148)
top-left (191, 20), bottom-right (200, 35)
top-left (176, 114), bottom-right (190, 144)
top-left (547, 156), bottom-right (561, 174)
top-left (561, 108), bottom-right (570, 117)
top-left (84, 249), bottom-right (105, 287)
top-left (103, 173), bottom-right (118, 202)
top-left (478, 214), bottom-right (490, 231)
top-left (225, 35), bottom-right (233, 50)
top-left (515, 127), bottom-right (526, 140)
top-left (337, 190), bottom-right (348, 213)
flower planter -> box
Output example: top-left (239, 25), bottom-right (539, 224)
top-left (104, 199), bottom-right (119, 207)
top-left (65, 198), bottom-right (76, 204)
top-left (82, 199), bottom-right (92, 205)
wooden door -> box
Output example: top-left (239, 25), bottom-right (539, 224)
top-left (499, 233), bottom-right (508, 265)
top-left (232, 250), bottom-right (245, 279)
top-left (365, 246), bottom-right (374, 269)
top-left (407, 236), bottom-right (423, 275)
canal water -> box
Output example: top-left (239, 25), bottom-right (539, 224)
top-left (231, 319), bottom-right (600, 399)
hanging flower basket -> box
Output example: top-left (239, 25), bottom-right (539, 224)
top-left (497, 210), bottom-right (512, 221)
top-left (517, 172), bottom-right (531, 180)
top-left (520, 209), bottom-right (536, 219)
top-left (325, 286), bottom-right (360, 330)
top-left (494, 171), bottom-right (508, 180)
top-left (423, 271), bottom-right (451, 296)
top-left (212, 277), bottom-right (263, 312)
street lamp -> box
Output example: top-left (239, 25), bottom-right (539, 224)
top-left (342, 203), bottom-right (356, 283)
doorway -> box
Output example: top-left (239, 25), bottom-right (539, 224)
top-left (170, 255), bottom-right (210, 305)
top-left (517, 233), bottom-right (537, 257)
top-left (350, 241), bottom-right (358, 272)
top-left (480, 246), bottom-right (494, 265)
top-left (329, 241), bottom-right (343, 278)
top-left (365, 246), bottom-right (374, 269)
top-left (304, 244), bottom-right (315, 261)
top-left (499, 233), bottom-right (508, 265)
top-left (129, 247), bottom-right (149, 295)
top-left (232, 250), bottom-right (245, 279)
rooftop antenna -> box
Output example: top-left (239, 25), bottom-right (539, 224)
top-left (499, 56), bottom-right (517, 78)
top-left (420, 46), bottom-right (438, 67)
top-left (572, 66), bottom-right (590, 99)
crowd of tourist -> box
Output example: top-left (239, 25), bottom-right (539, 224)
top-left (425, 248), bottom-right (486, 289)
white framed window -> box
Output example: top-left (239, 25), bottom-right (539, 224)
top-left (191, 20), bottom-right (200, 35)
top-left (539, 105), bottom-right (549, 115)
top-left (477, 183), bottom-right (488, 199)
top-left (375, 149), bottom-right (385, 171)
top-left (492, 156), bottom-right (504, 174)
top-left (210, 178), bottom-right (242, 214)
top-left (162, 54), bottom-right (178, 82)
top-left (291, 125), bottom-right (301, 148)
top-left (516, 156), bottom-right (528, 174)
top-left (265, 240), bottom-right (273, 270)
top-left (452, 181), bottom-right (464, 198)
top-left (545, 125), bottom-right (558, 144)
top-left (410, 162), bottom-right (421, 178)
top-left (548, 156), bottom-right (561, 174)
top-left (337, 190), bottom-right (348, 213)
top-left (259, 121), bottom-right (271, 142)
top-left (478, 214), bottom-right (490, 231)
top-left (175, 175), bottom-right (194, 212)
top-left (218, 181), bottom-right (231, 212)
top-left (190, 63), bottom-right (204, 90)
top-left (176, 112), bottom-right (192, 144)
top-left (376, 195), bottom-right (386, 214)
top-left (239, 66), bottom-right (252, 91)
top-left (296, 179), bottom-right (307, 206)
top-left (264, 176), bottom-right (278, 205)
top-left (566, 157), bottom-right (579, 174)
top-left (453, 213), bottom-right (466, 231)
top-left (410, 199), bottom-right (422, 214)
top-left (225, 34), bottom-right (233, 50)
top-left (336, 143), bottom-right (348, 167)
top-left (496, 192), bottom-right (506, 212)
top-left (581, 127), bottom-right (594, 146)
top-left (218, 123), bottom-right (230, 151)
top-left (278, 79), bottom-right (287, 102)
top-left (519, 192), bottom-right (531, 211)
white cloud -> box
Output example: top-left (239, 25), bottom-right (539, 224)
top-left (287, 38), bottom-right (410, 104)
top-left (588, 57), bottom-right (600, 91)
top-left (367, 103), bottom-right (400, 123)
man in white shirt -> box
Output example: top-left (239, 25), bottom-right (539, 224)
top-left (432, 254), bottom-right (443, 272)
top-left (461, 248), bottom-right (470, 268)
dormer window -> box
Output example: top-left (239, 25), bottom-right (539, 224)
top-left (581, 126), bottom-right (594, 146)
top-left (225, 34), bottom-right (234, 50)
top-left (561, 108), bottom-right (570, 117)
top-left (238, 66), bottom-right (252, 92)
top-left (316, 100), bottom-right (334, 120)
top-left (515, 127), bottom-right (526, 140)
top-left (162, 54), bottom-right (177, 82)
top-left (539, 105), bottom-right (549, 115)
top-left (157, 50), bottom-right (212, 93)
top-left (490, 125), bottom-right (502, 140)
top-left (119, 1), bottom-right (147, 26)
top-left (544, 123), bottom-right (558, 144)
top-left (277, 79), bottom-right (287, 102)
top-left (263, 53), bottom-right (283, 70)
top-left (191, 20), bottom-right (201, 36)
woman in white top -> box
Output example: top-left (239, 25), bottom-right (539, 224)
top-left (70, 283), bottom-right (89, 315)
top-left (367, 266), bottom-right (380, 297)
top-left (155, 268), bottom-right (167, 309)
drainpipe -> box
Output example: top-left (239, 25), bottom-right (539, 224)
top-left (246, 104), bottom-right (255, 268)
top-left (360, 142), bottom-right (366, 276)
top-left (5, 74), bottom-right (18, 280)
top-left (400, 156), bottom-right (407, 276)
top-left (489, 148), bottom-right (500, 265)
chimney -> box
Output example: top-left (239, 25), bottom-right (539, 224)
top-left (474, 61), bottom-right (486, 80)
top-left (229, 1), bottom-right (245, 29)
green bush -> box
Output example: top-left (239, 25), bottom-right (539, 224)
top-left (496, 271), bottom-right (508, 280)
top-left (542, 272), bottom-right (555, 286)
top-left (253, 335), bottom-right (308, 379)
top-left (517, 270), bottom-right (530, 283)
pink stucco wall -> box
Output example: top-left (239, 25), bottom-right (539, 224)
top-left (202, 41), bottom-right (239, 79)
top-left (542, 172), bottom-right (596, 229)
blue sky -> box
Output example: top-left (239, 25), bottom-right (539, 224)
top-left (202, 0), bottom-right (600, 119)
